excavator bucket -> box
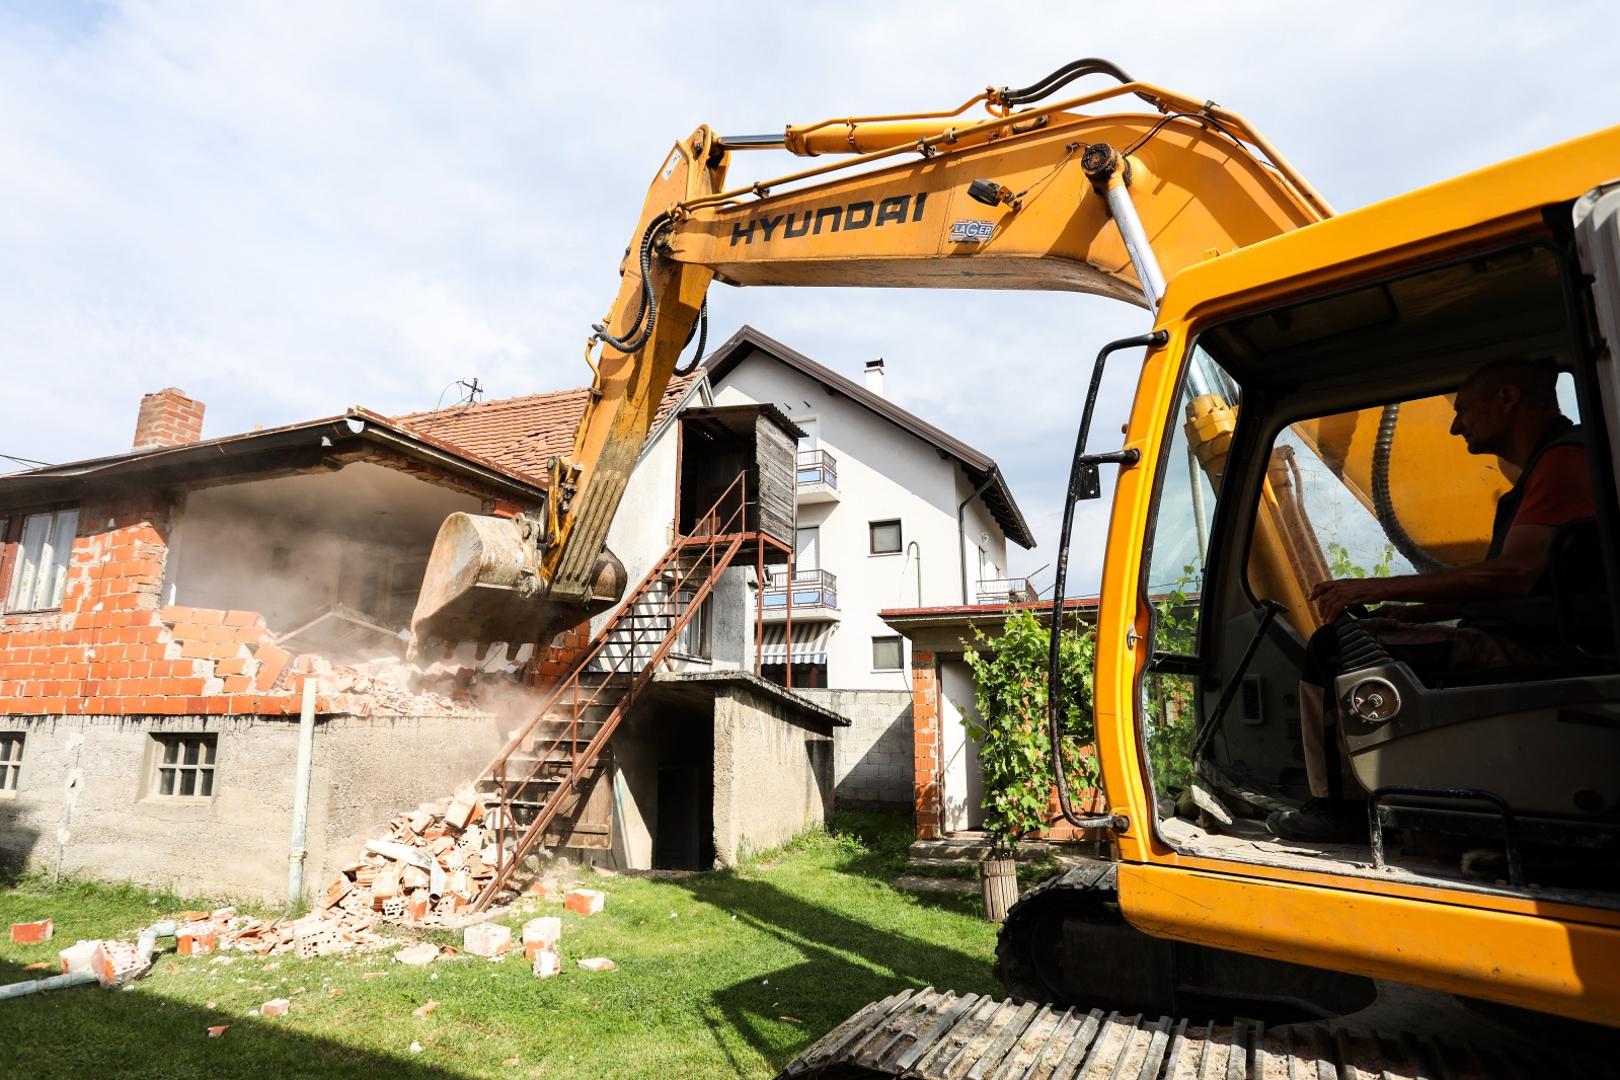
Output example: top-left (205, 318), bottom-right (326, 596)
top-left (410, 513), bottom-right (626, 658)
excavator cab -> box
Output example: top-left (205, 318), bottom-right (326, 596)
top-left (1140, 226), bottom-right (1620, 899)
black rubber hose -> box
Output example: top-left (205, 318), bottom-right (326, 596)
top-left (672, 296), bottom-right (708, 378)
top-left (592, 214), bottom-right (671, 354)
top-left (1046, 330), bottom-right (1166, 830)
top-left (998, 58), bottom-right (1155, 108)
top-left (1370, 402), bottom-right (1448, 573)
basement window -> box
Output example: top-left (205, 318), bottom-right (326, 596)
top-left (3, 508), bottom-right (78, 613)
top-left (0, 732), bottom-right (22, 793)
top-left (151, 734), bottom-right (217, 799)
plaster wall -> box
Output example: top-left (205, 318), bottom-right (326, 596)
top-left (712, 352), bottom-right (1012, 690)
top-left (938, 659), bottom-right (987, 832)
top-left (711, 684), bottom-right (833, 865)
top-left (0, 711), bottom-right (501, 901)
top-left (792, 688), bottom-right (912, 806)
top-left (167, 462), bottom-right (479, 631)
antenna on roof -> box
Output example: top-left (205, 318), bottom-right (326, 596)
top-left (435, 377), bottom-right (486, 410)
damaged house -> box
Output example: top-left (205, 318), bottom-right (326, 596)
top-left (0, 382), bottom-right (840, 900)
top-left (0, 324), bottom-right (1027, 902)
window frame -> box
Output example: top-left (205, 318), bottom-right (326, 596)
top-left (674, 591), bottom-right (713, 661)
top-left (871, 635), bottom-right (904, 671)
top-left (0, 731), bottom-right (23, 795)
top-left (2, 505), bottom-right (80, 615)
top-left (148, 733), bottom-right (218, 801)
top-left (869, 519), bottom-right (903, 556)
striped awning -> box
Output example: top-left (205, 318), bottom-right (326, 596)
top-left (759, 623), bottom-right (832, 665)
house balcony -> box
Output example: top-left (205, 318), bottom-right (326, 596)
top-left (796, 449), bottom-right (839, 505)
top-left (761, 568), bottom-right (839, 621)
top-left (974, 576), bottom-right (1039, 606)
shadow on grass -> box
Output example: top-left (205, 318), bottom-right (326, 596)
top-left (0, 952), bottom-right (472, 1080)
top-left (675, 811), bottom-right (1003, 1074)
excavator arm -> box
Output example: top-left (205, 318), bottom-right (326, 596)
top-left (412, 63), bottom-right (1330, 652)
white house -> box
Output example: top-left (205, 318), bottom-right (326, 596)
top-left (696, 326), bottom-right (1035, 807)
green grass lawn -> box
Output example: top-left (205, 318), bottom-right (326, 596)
top-left (0, 812), bottom-right (1002, 1079)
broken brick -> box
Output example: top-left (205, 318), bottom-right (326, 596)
top-left (564, 889), bottom-right (605, 916)
top-left (577, 957), bottom-right (616, 972)
top-left (463, 923), bottom-right (512, 958)
top-left (10, 919), bottom-right (53, 944)
top-left (58, 940), bottom-right (100, 975)
top-left (531, 948), bottom-right (560, 979)
top-left (260, 998), bottom-right (291, 1018)
top-left (178, 931), bottom-right (216, 956)
top-left (521, 917), bottom-right (561, 950)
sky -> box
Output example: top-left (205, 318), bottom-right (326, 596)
top-left (2, 0), bottom-right (1615, 594)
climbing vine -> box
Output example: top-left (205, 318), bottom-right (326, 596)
top-left (962, 608), bottom-right (1097, 849)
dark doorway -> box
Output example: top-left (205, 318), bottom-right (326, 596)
top-left (654, 765), bottom-right (715, 870)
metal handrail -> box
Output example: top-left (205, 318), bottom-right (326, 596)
top-left (975, 576), bottom-right (1038, 604)
top-left (796, 448), bottom-right (838, 488)
top-left (475, 477), bottom-right (754, 908)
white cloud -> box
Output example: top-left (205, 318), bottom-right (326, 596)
top-left (1, 1), bottom-right (1615, 592)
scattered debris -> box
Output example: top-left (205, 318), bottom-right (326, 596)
top-left (412, 999), bottom-right (440, 1018)
top-left (531, 949), bottom-right (561, 979)
top-left (521, 917), bottom-right (561, 961)
top-left (207, 1025), bottom-right (230, 1038)
top-left (463, 923), bottom-right (512, 958)
top-left (564, 889), bottom-right (605, 916)
top-left (408, 1041), bottom-right (424, 1054)
top-left (10, 919), bottom-right (53, 944)
top-left (329, 987), bottom-right (343, 997)
top-left (394, 943), bottom-right (439, 967)
top-left (577, 957), bottom-right (616, 973)
top-left (58, 941), bottom-right (99, 975)
top-left (23, 962), bottom-right (50, 972)
top-left (503, 1057), bottom-right (521, 1067)
top-left (260, 998), bottom-right (291, 1018)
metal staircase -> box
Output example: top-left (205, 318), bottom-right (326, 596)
top-left (471, 475), bottom-right (755, 909)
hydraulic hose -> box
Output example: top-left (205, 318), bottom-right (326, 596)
top-left (672, 296), bottom-right (709, 378)
top-left (1046, 330), bottom-right (1167, 832)
top-left (997, 58), bottom-right (1154, 108)
top-left (591, 214), bottom-right (672, 354)
top-left (1370, 403), bottom-right (1448, 573)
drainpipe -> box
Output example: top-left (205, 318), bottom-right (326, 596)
top-left (906, 541), bottom-right (922, 606)
top-left (286, 676), bottom-right (318, 911)
top-left (958, 475), bottom-right (997, 604)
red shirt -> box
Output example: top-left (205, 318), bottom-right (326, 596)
top-left (1511, 444), bottom-right (1595, 528)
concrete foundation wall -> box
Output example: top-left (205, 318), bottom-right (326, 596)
top-left (712, 685), bottom-right (833, 865)
top-left (793, 688), bottom-right (912, 807)
top-left (0, 711), bottom-right (502, 902)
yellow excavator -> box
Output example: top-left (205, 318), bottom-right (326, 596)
top-left (415, 61), bottom-right (1620, 1075)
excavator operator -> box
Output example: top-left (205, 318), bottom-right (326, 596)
top-left (1268, 358), bottom-right (1597, 842)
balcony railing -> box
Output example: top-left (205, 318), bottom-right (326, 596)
top-left (975, 577), bottom-right (1039, 605)
top-left (796, 449), bottom-right (838, 490)
top-left (763, 568), bottom-right (838, 611)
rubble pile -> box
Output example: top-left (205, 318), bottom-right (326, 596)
top-left (320, 784), bottom-right (522, 931)
top-left (291, 655), bottom-right (498, 718)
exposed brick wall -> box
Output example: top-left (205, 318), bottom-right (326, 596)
top-left (133, 388), bottom-right (205, 449)
top-left (3, 495), bottom-right (341, 716)
top-left (526, 627), bottom-right (591, 687)
top-left (910, 648), bottom-right (941, 839)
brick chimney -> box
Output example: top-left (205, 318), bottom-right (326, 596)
top-left (864, 358), bottom-right (885, 397)
top-left (133, 388), bottom-right (206, 449)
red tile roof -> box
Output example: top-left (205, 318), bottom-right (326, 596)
top-left (395, 373), bottom-right (698, 485)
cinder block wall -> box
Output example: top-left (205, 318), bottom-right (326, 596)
top-left (711, 685), bottom-right (834, 865)
top-left (0, 711), bottom-right (502, 902)
top-left (792, 688), bottom-right (912, 807)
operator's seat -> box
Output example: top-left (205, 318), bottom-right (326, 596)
top-left (1334, 520), bottom-right (1620, 821)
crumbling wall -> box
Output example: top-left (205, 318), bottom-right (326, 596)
top-left (0, 711), bottom-right (501, 901)
top-left (793, 688), bottom-right (913, 807)
top-left (711, 684), bottom-right (833, 865)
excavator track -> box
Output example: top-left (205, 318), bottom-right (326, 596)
top-left (773, 985), bottom-right (1577, 1079)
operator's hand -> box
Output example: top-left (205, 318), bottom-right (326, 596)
top-left (1308, 578), bottom-right (1388, 622)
